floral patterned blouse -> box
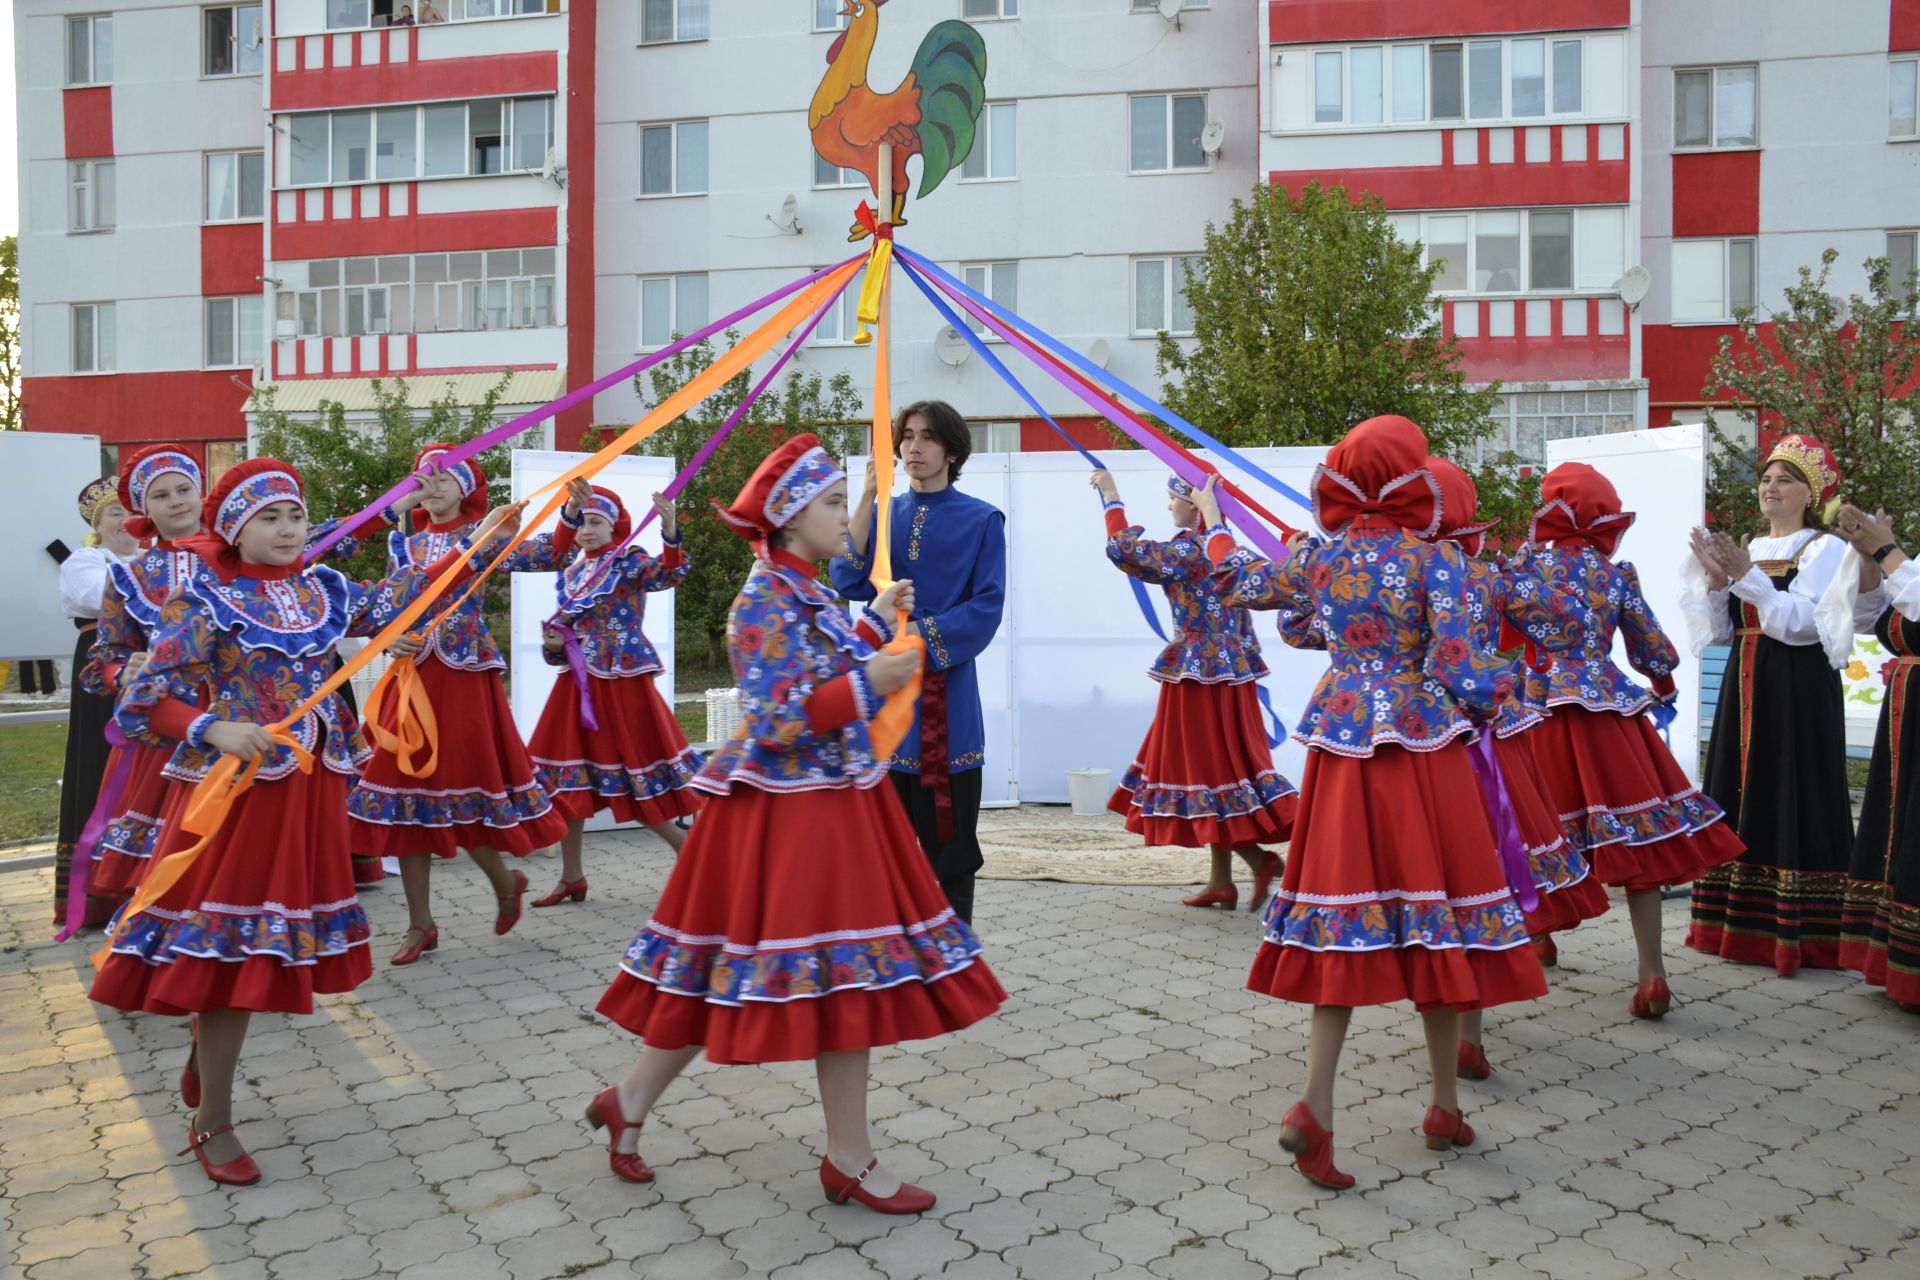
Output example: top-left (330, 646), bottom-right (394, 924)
top-left (548, 517), bottom-right (687, 680)
top-left (391, 524), bottom-right (569, 672)
top-left (1103, 503), bottom-right (1266, 684)
top-left (1459, 554), bottom-right (1586, 737)
top-left (80, 546), bottom-right (204, 697)
top-left (1520, 543), bottom-right (1678, 715)
top-left (1208, 519), bottom-right (1510, 756)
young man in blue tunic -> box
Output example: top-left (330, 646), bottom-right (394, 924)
top-left (830, 401), bottom-right (1007, 924)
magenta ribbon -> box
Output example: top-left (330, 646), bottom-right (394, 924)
top-left (56, 722), bottom-right (129, 942)
top-left (555, 624), bottom-right (599, 733)
top-left (1466, 731), bottom-right (1540, 915)
top-left (303, 254), bottom-right (866, 564)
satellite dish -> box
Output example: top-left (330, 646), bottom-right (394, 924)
top-left (1617, 265), bottom-right (1651, 310)
top-left (767, 194), bottom-right (803, 235)
top-left (934, 326), bottom-right (972, 367)
top-left (1087, 338), bottom-right (1112, 369)
top-left (1200, 120), bottom-right (1226, 157)
top-left (541, 148), bottom-right (566, 188)
top-left (1157, 0), bottom-right (1185, 23)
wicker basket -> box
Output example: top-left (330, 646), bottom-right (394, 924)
top-left (704, 688), bottom-right (742, 743)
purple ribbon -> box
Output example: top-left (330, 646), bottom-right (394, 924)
top-left (1466, 731), bottom-right (1540, 915)
top-left (303, 254), bottom-right (866, 564)
top-left (56, 722), bottom-right (129, 942)
top-left (554, 624), bottom-right (599, 732)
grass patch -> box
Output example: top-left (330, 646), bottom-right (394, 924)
top-left (0, 721), bottom-right (66, 843)
top-left (675, 703), bottom-right (706, 743)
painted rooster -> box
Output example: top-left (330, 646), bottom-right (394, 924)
top-left (809, 1), bottom-right (989, 241)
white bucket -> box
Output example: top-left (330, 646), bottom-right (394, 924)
top-left (1065, 768), bottom-right (1113, 817)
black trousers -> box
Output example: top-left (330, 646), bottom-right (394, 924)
top-left (20, 660), bottom-right (57, 694)
top-left (890, 767), bottom-right (984, 925)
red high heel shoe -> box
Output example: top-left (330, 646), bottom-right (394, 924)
top-left (1456, 1040), bottom-right (1493, 1081)
top-left (1181, 886), bottom-right (1238, 910)
top-left (584, 1085), bottom-right (654, 1183)
top-left (1278, 1101), bottom-right (1354, 1190)
top-left (532, 878), bottom-right (589, 908)
top-left (180, 1014), bottom-right (201, 1109)
top-left (1533, 934), bottom-right (1558, 967)
top-left (389, 925), bottom-right (438, 966)
top-left (494, 869), bottom-right (529, 935)
top-left (1629, 977), bottom-right (1671, 1020)
top-left (1423, 1105), bottom-right (1476, 1150)
top-left (179, 1118), bottom-right (261, 1186)
top-left (820, 1155), bottom-right (937, 1214)
top-left (1249, 852), bottom-right (1283, 914)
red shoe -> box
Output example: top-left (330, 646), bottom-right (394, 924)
top-left (1423, 1105), bottom-right (1476, 1150)
top-left (532, 878), bottom-right (589, 908)
top-left (1249, 852), bottom-right (1283, 914)
top-left (1629, 977), bottom-right (1671, 1020)
top-left (389, 925), bottom-right (438, 967)
top-left (1181, 886), bottom-right (1238, 910)
top-left (494, 869), bottom-right (529, 936)
top-left (1534, 934), bottom-right (1558, 967)
top-left (179, 1119), bottom-right (261, 1186)
top-left (180, 1014), bottom-right (201, 1109)
top-left (820, 1155), bottom-right (937, 1214)
top-left (584, 1085), bottom-right (654, 1183)
top-left (1456, 1040), bottom-right (1493, 1081)
top-left (1278, 1101), bottom-right (1354, 1190)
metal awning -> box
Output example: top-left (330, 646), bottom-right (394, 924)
top-left (247, 370), bottom-right (567, 414)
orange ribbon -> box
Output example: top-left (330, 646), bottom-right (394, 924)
top-left (362, 655), bottom-right (439, 779)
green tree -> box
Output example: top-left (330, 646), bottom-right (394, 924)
top-left (1702, 248), bottom-right (1920, 544)
top-left (0, 235), bottom-right (20, 430)
top-left (1151, 181), bottom-right (1515, 540)
top-left (585, 331), bottom-right (862, 671)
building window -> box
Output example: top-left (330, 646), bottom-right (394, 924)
top-left (1133, 0), bottom-right (1208, 8)
top-left (809, 266), bottom-right (869, 344)
top-left (72, 303), bottom-right (116, 373)
top-left (1893, 58), bottom-right (1919, 139)
top-left (640, 120), bottom-right (709, 196)
top-left (1133, 256), bottom-right (1201, 336)
top-left (1130, 93), bottom-right (1208, 172)
top-left (963, 0), bottom-right (1017, 18)
top-left (638, 274), bottom-right (709, 349)
top-left (1888, 232), bottom-right (1917, 305)
top-left (1672, 238), bottom-right (1756, 322)
top-left (813, 1), bottom-right (849, 31)
top-left (272, 248), bottom-right (557, 339)
top-left (813, 154), bottom-right (866, 188)
top-left (327, 0), bottom-right (543, 29)
top-left (204, 5), bottom-right (264, 76)
top-left (206, 151), bottom-right (266, 221)
top-left (961, 103), bottom-right (1017, 180)
top-left (1398, 207), bottom-right (1625, 296)
top-left (961, 262), bottom-right (1017, 337)
top-left (1675, 65), bottom-right (1757, 149)
top-left (67, 15), bottom-right (112, 85)
top-left (641, 0), bottom-right (709, 44)
top-left (69, 160), bottom-right (115, 233)
top-left (968, 421), bottom-right (1019, 453)
top-left (206, 296), bottom-right (265, 368)
top-left (1305, 36), bottom-right (1585, 129)
top-left (283, 97), bottom-right (555, 186)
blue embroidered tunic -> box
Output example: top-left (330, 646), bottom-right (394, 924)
top-left (1208, 521), bottom-right (1511, 756)
top-left (389, 522), bottom-right (569, 671)
top-left (81, 546), bottom-right (205, 696)
top-left (1459, 556), bottom-right (1586, 738)
top-left (1103, 502), bottom-right (1266, 684)
top-left (546, 512), bottom-right (687, 679)
top-left (1520, 545), bottom-right (1678, 715)
top-left (119, 558), bottom-right (454, 784)
top-left (829, 484), bottom-right (1007, 775)
top-left (696, 551), bottom-right (895, 795)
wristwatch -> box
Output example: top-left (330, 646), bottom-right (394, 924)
top-left (1872, 543), bottom-right (1901, 564)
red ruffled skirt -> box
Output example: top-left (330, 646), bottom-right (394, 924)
top-left (89, 743), bottom-right (176, 898)
top-left (1248, 741), bottom-right (1548, 1012)
top-left (1107, 679), bottom-right (1298, 848)
top-left (1527, 707), bottom-right (1746, 891)
top-left (1498, 731), bottom-right (1610, 936)
top-left (597, 783), bottom-right (1006, 1064)
top-left (347, 660), bottom-right (568, 858)
top-left (90, 765), bottom-right (372, 1017)
top-left (529, 670), bottom-right (704, 826)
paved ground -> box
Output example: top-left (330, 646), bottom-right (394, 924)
top-left (2, 825), bottom-right (1918, 1280)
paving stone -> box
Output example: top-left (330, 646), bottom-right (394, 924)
top-left (1084, 1205), bottom-right (1190, 1266)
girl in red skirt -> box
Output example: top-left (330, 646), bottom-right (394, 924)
top-left (588, 435), bottom-right (1005, 1213)
top-left (92, 459), bottom-right (521, 1185)
top-left (1090, 467), bottom-right (1295, 910)
top-left (1197, 416), bottom-right (1547, 1191)
top-left (1522, 463), bottom-right (1745, 1019)
top-left (1420, 457), bottom-right (1607, 1080)
top-left (526, 479), bottom-right (703, 907)
top-left (347, 445), bottom-right (570, 965)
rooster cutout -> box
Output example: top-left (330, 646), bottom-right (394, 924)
top-left (809, 1), bottom-right (989, 242)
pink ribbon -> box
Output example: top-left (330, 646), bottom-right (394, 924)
top-left (1466, 731), bottom-right (1540, 914)
top-left (56, 722), bottom-right (129, 942)
top-left (555, 624), bottom-right (599, 733)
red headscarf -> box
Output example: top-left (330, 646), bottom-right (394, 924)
top-left (1531, 462), bottom-right (1635, 557)
top-left (118, 444), bottom-right (205, 541)
top-left (1422, 456), bottom-right (1496, 556)
top-left (176, 458), bottom-right (308, 582)
top-left (714, 434), bottom-right (846, 559)
top-left (410, 442), bottom-right (489, 531)
top-left (1312, 415), bottom-right (1442, 537)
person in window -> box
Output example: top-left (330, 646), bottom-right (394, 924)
top-left (392, 5), bottom-right (415, 25)
top-left (1089, 467), bottom-right (1295, 913)
top-left (1683, 435), bottom-right (1880, 976)
top-left (418, 1), bottom-right (444, 22)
